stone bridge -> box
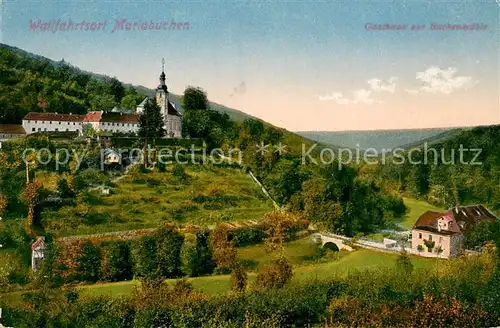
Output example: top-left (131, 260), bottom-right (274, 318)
top-left (313, 233), bottom-right (353, 252)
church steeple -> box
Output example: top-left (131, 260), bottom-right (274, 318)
top-left (158, 58), bottom-right (167, 92)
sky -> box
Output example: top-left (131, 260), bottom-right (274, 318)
top-left (1, 0), bottom-right (499, 132)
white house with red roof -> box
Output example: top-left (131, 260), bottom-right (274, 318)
top-left (18, 61), bottom-right (181, 138)
top-left (0, 124), bottom-right (26, 142)
top-left (22, 112), bottom-right (85, 134)
top-left (412, 205), bottom-right (497, 258)
top-left (31, 236), bottom-right (46, 271)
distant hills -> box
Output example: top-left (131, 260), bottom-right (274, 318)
top-left (297, 128), bottom-right (467, 152)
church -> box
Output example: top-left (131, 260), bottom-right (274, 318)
top-left (20, 61), bottom-right (182, 138)
top-left (136, 59), bottom-right (182, 138)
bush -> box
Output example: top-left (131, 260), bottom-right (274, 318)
top-left (100, 241), bottom-right (132, 282)
top-left (181, 229), bottom-right (215, 277)
top-left (396, 250), bottom-right (414, 275)
top-left (155, 225), bottom-right (184, 278)
top-left (131, 236), bottom-right (158, 278)
top-left (74, 168), bottom-right (110, 192)
top-left (231, 264), bottom-right (248, 293)
top-left (172, 164), bottom-right (188, 183)
top-left (254, 256), bottom-right (293, 290)
top-left (57, 176), bottom-right (74, 198)
top-left (75, 241), bottom-right (101, 282)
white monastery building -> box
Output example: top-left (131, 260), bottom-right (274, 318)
top-left (18, 62), bottom-right (182, 138)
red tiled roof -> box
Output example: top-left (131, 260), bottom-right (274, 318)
top-left (83, 111), bottom-right (102, 122)
top-left (450, 205), bottom-right (497, 232)
top-left (31, 237), bottom-right (45, 251)
top-left (0, 124), bottom-right (26, 134)
top-left (413, 211), bottom-right (443, 229)
top-left (23, 112), bottom-right (85, 122)
top-left (413, 205), bottom-right (497, 234)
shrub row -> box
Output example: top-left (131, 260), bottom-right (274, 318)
top-left (4, 267), bottom-right (500, 328)
top-left (47, 225), bottom-right (189, 284)
top-left (229, 219), bottom-right (310, 246)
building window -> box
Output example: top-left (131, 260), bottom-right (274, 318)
top-left (50, 121), bottom-right (52, 124)
top-left (428, 235), bottom-right (432, 241)
top-left (418, 233), bottom-right (422, 239)
top-left (59, 122), bottom-right (61, 124)
top-left (55, 128), bottom-right (58, 132)
top-left (32, 128), bottom-right (35, 132)
top-left (439, 236), bottom-right (443, 243)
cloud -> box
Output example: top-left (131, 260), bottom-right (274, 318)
top-left (367, 76), bottom-right (398, 93)
top-left (352, 89), bottom-right (382, 104)
top-left (318, 92), bottom-right (350, 104)
top-left (317, 89), bottom-right (382, 105)
top-left (415, 66), bottom-right (477, 94)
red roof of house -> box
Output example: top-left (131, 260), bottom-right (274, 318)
top-left (0, 124), bottom-right (26, 134)
top-left (83, 111), bottom-right (103, 122)
top-left (31, 237), bottom-right (45, 251)
top-left (413, 205), bottom-right (497, 234)
top-left (24, 112), bottom-right (85, 122)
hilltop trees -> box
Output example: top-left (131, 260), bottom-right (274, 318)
top-left (182, 86), bottom-right (209, 111)
top-left (181, 86), bottom-right (239, 149)
top-left (0, 46), bottom-right (146, 124)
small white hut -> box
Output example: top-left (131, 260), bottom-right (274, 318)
top-left (31, 237), bottom-right (46, 271)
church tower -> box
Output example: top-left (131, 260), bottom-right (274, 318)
top-left (155, 58), bottom-right (169, 118)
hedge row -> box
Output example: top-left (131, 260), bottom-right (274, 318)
top-left (49, 225), bottom-right (187, 284)
top-left (43, 219), bottom-right (309, 285)
top-left (229, 219), bottom-right (310, 246)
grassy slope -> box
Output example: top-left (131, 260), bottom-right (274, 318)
top-left (43, 166), bottom-right (275, 237)
top-left (80, 243), bottom-right (435, 297)
top-left (399, 197), bottom-right (445, 229)
top-left (363, 197), bottom-right (446, 242)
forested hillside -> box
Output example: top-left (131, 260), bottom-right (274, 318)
top-left (0, 43), bottom-right (258, 124)
top-left (367, 125), bottom-right (500, 211)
